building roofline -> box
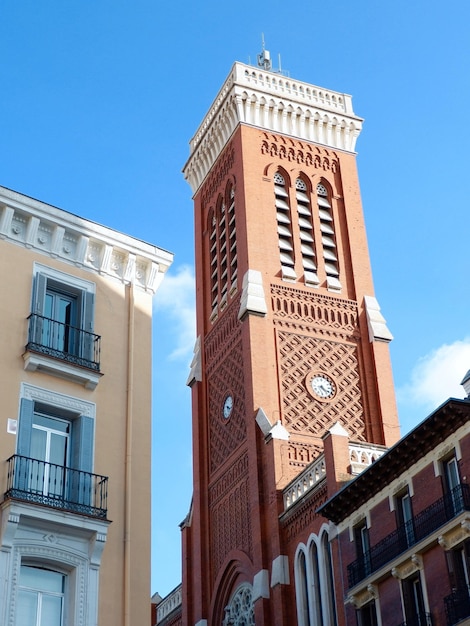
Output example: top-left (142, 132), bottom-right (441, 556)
top-left (0, 185), bottom-right (173, 294)
top-left (318, 398), bottom-right (470, 524)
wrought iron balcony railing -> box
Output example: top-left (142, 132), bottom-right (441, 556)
top-left (4, 455), bottom-right (108, 519)
top-left (348, 484), bottom-right (470, 588)
top-left (26, 313), bottom-right (101, 371)
top-left (444, 585), bottom-right (470, 626)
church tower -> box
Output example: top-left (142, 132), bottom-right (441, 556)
top-left (182, 54), bottom-right (399, 626)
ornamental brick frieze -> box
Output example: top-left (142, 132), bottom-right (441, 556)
top-left (281, 484), bottom-right (328, 542)
top-left (201, 147), bottom-right (235, 207)
top-left (207, 337), bottom-right (246, 475)
top-left (284, 441), bottom-right (323, 472)
top-left (210, 472), bottom-right (253, 578)
top-left (261, 133), bottom-right (339, 172)
top-left (209, 452), bottom-right (249, 506)
top-left (271, 284), bottom-right (359, 341)
top-left (205, 295), bottom-right (242, 372)
top-left (277, 331), bottom-right (366, 442)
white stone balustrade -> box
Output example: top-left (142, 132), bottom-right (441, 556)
top-left (156, 584), bottom-right (182, 623)
top-left (283, 455), bottom-right (326, 510)
top-left (283, 442), bottom-right (387, 511)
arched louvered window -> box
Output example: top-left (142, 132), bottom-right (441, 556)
top-left (296, 178), bottom-right (319, 286)
top-left (219, 200), bottom-right (228, 307)
top-left (208, 186), bottom-right (238, 322)
top-left (227, 185), bottom-right (238, 294)
top-left (274, 172), bottom-right (296, 280)
top-left (209, 210), bottom-right (218, 318)
top-left (316, 183), bottom-right (341, 292)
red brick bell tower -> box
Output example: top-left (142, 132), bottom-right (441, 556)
top-left (181, 56), bottom-right (400, 626)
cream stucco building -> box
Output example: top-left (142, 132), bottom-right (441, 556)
top-left (0, 186), bottom-right (172, 625)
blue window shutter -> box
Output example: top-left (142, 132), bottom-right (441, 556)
top-left (32, 273), bottom-right (47, 314)
top-left (17, 398), bottom-right (34, 456)
top-left (83, 291), bottom-right (94, 331)
top-left (71, 415), bottom-right (94, 473)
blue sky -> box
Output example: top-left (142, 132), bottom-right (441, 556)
top-left (1, 0), bottom-right (470, 598)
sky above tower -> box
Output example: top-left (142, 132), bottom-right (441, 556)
top-left (1, 0), bottom-right (469, 598)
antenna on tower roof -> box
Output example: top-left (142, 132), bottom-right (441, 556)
top-left (257, 33), bottom-right (272, 71)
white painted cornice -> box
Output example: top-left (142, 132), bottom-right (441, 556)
top-left (183, 62), bottom-right (364, 193)
top-left (0, 186), bottom-right (173, 294)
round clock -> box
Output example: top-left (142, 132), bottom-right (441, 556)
top-left (310, 374), bottom-right (335, 399)
top-left (223, 395), bottom-right (234, 419)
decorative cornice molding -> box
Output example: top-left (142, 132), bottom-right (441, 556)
top-left (0, 186), bottom-right (173, 294)
top-left (183, 62), bottom-right (363, 193)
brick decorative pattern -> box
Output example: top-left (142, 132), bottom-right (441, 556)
top-left (271, 284), bottom-right (366, 445)
top-left (205, 297), bottom-right (246, 475)
top-left (201, 147), bottom-right (235, 207)
top-left (261, 133), bottom-right (339, 172)
top-left (277, 330), bottom-right (365, 441)
top-left (209, 452), bottom-right (252, 577)
top-left (271, 284), bottom-right (358, 341)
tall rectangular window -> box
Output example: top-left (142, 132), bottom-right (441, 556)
top-left (402, 573), bottom-right (427, 626)
top-left (396, 489), bottom-right (415, 547)
top-left (27, 264), bottom-right (99, 371)
top-left (354, 521), bottom-right (371, 577)
top-left (444, 455), bottom-right (462, 516)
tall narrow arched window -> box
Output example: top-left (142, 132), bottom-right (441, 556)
top-left (274, 172), bottom-right (296, 280)
top-left (309, 541), bottom-right (324, 626)
top-left (295, 549), bottom-right (312, 626)
top-left (207, 185), bottom-right (238, 322)
top-left (209, 210), bottom-right (218, 320)
top-left (296, 178), bottom-right (319, 286)
top-left (227, 185), bottom-right (238, 294)
top-left (316, 183), bottom-right (341, 292)
top-left (321, 531), bottom-right (337, 626)
top-left (218, 200), bottom-right (228, 307)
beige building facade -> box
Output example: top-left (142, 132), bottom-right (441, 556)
top-left (0, 186), bottom-right (172, 625)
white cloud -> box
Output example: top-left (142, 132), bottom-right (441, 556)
top-left (397, 338), bottom-right (470, 411)
top-left (154, 264), bottom-right (196, 361)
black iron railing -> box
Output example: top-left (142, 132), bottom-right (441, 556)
top-left (4, 455), bottom-right (108, 519)
top-left (444, 585), bottom-right (470, 626)
top-left (26, 313), bottom-right (101, 371)
top-left (396, 612), bottom-right (432, 626)
top-left (348, 484), bottom-right (470, 587)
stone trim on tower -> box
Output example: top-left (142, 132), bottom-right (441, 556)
top-left (183, 63), bottom-right (363, 194)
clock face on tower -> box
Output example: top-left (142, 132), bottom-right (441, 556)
top-left (222, 395), bottom-right (234, 419)
top-left (308, 374), bottom-right (336, 400)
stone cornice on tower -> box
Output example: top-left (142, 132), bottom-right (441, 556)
top-left (0, 185), bottom-right (173, 293)
top-left (183, 62), bottom-right (364, 194)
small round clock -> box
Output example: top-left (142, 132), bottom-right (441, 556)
top-left (310, 374), bottom-right (335, 399)
top-left (223, 395), bottom-right (234, 419)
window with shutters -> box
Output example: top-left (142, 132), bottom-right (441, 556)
top-left (24, 264), bottom-right (101, 388)
top-left (207, 183), bottom-right (238, 322)
top-left (6, 385), bottom-right (108, 519)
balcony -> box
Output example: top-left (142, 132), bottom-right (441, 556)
top-left (348, 484), bottom-right (470, 588)
top-left (24, 313), bottom-right (102, 389)
top-left (444, 585), bottom-right (470, 626)
top-left (4, 455), bottom-right (108, 519)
